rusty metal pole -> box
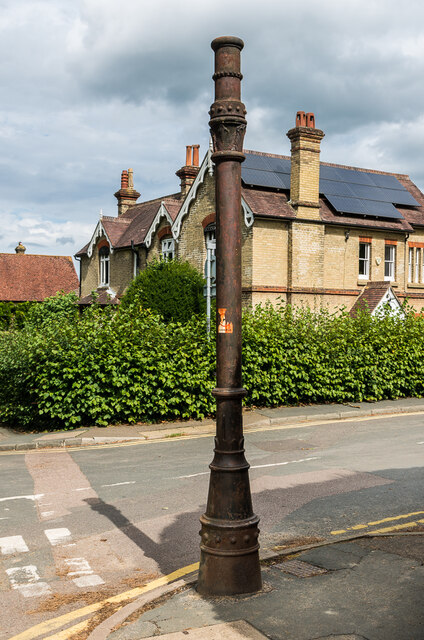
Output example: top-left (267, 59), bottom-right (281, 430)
top-left (197, 36), bottom-right (262, 596)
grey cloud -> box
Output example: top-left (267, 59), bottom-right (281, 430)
top-left (2, 0), bottom-right (424, 258)
top-left (56, 236), bottom-right (74, 245)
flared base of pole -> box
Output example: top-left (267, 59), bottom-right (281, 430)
top-left (197, 549), bottom-right (262, 596)
top-left (197, 515), bottom-right (262, 596)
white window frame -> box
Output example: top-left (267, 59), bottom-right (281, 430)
top-left (161, 237), bottom-right (174, 260)
top-left (415, 248), bottom-right (421, 283)
top-left (204, 224), bottom-right (216, 257)
top-left (99, 247), bottom-right (110, 286)
top-left (384, 244), bottom-right (395, 282)
top-left (358, 242), bottom-right (370, 279)
top-left (408, 247), bottom-right (413, 283)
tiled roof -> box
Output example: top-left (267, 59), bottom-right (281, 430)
top-left (76, 194), bottom-right (182, 255)
top-left (349, 281), bottom-right (399, 316)
top-left (242, 188), bottom-right (295, 219)
top-left (78, 288), bottom-right (120, 306)
top-left (115, 199), bottom-right (164, 248)
top-left (0, 254), bottom-right (79, 302)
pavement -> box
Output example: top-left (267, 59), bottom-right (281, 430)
top-left (2, 396), bottom-right (424, 451)
top-left (83, 533), bottom-right (424, 640)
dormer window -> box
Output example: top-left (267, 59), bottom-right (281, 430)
top-left (99, 246), bottom-right (110, 285)
top-left (161, 238), bottom-right (174, 260)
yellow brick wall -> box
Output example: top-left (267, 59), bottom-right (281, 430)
top-left (176, 172), bottom-right (253, 300)
top-left (79, 236), bottom-right (135, 298)
top-left (177, 173), bottom-right (215, 272)
top-left (148, 218), bottom-right (173, 263)
top-left (250, 292), bottom-right (288, 307)
top-left (110, 249), bottom-right (134, 296)
top-left (289, 222), bottom-right (325, 290)
top-left (252, 220), bottom-right (288, 288)
top-left (80, 253), bottom-right (97, 297)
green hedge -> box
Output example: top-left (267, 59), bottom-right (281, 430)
top-left (1, 297), bottom-right (424, 431)
top-left (0, 301), bottom-right (35, 330)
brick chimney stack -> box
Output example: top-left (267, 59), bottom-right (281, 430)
top-left (286, 111), bottom-right (324, 220)
top-left (176, 145), bottom-right (200, 198)
top-left (114, 168), bottom-right (140, 216)
top-left (15, 241), bottom-right (26, 254)
top-left (286, 112), bottom-right (326, 302)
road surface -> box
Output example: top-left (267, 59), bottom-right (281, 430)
top-left (0, 412), bottom-right (422, 638)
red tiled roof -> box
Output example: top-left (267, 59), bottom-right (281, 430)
top-left (76, 194), bottom-right (182, 256)
top-left (0, 254), bottom-right (79, 302)
top-left (78, 288), bottom-right (120, 306)
top-left (349, 281), bottom-right (401, 317)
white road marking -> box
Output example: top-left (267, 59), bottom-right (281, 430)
top-left (0, 494), bottom-right (44, 503)
top-left (44, 528), bottom-right (72, 546)
top-left (6, 565), bottom-right (51, 597)
top-left (0, 517), bottom-right (9, 520)
top-left (173, 456), bottom-right (320, 479)
top-left (64, 558), bottom-right (93, 576)
top-left (0, 535), bottom-right (29, 554)
top-left (63, 557), bottom-right (104, 587)
top-left (251, 457), bottom-right (320, 470)
top-left (74, 487), bottom-right (92, 492)
top-left (41, 511), bottom-right (55, 517)
top-left (418, 441), bottom-right (424, 444)
top-left (73, 574), bottom-right (105, 587)
top-left (101, 481), bottom-right (136, 487)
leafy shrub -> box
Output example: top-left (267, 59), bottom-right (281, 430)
top-left (25, 291), bottom-right (79, 329)
top-left (121, 259), bottom-right (206, 323)
top-left (0, 301), bottom-right (35, 330)
top-left (1, 299), bottom-right (424, 431)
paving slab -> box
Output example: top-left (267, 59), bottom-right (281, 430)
top-left (142, 620), bottom-right (268, 640)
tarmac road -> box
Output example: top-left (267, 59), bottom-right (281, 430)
top-left (0, 410), bottom-right (423, 639)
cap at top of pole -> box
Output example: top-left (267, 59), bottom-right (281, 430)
top-left (211, 36), bottom-right (244, 51)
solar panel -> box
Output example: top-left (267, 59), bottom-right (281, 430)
top-left (325, 194), bottom-right (404, 219)
top-left (369, 173), bottom-right (402, 189)
top-left (319, 179), bottom-right (356, 197)
top-left (242, 152), bottom-right (419, 219)
top-left (242, 168), bottom-right (290, 190)
top-left (244, 153), bottom-right (291, 175)
top-left (243, 154), bottom-right (271, 171)
top-left (381, 189), bottom-right (419, 207)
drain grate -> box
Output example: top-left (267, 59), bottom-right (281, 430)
top-left (278, 559), bottom-right (328, 578)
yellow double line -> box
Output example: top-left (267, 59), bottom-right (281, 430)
top-left (9, 562), bottom-right (199, 640)
top-left (331, 510), bottom-right (424, 536)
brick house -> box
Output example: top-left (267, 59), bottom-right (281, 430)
top-left (0, 242), bottom-right (78, 302)
top-left (77, 113), bottom-right (424, 313)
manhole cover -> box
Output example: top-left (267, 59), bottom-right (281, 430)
top-left (278, 559), bottom-right (328, 578)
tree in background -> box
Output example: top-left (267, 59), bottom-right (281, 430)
top-left (121, 259), bottom-right (205, 323)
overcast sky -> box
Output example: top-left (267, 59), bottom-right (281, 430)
top-left (2, 0), bottom-right (424, 257)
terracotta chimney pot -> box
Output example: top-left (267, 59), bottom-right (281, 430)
top-left (121, 169), bottom-right (129, 189)
top-left (192, 144), bottom-right (200, 167)
top-left (186, 145), bottom-right (192, 166)
top-left (296, 111), bottom-right (306, 127)
top-left (306, 112), bottom-right (315, 128)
